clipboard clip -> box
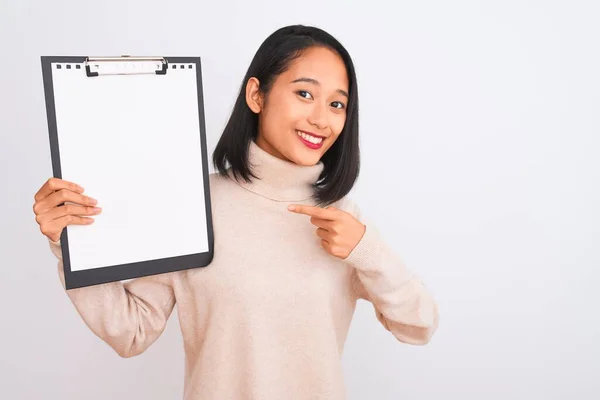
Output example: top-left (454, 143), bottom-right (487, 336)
top-left (85, 56), bottom-right (168, 77)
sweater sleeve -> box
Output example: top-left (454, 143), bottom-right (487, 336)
top-left (342, 202), bottom-right (439, 345)
top-left (48, 238), bottom-right (176, 358)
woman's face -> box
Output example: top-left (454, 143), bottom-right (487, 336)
top-left (246, 46), bottom-right (349, 166)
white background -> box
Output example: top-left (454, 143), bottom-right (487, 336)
top-left (1, 0), bottom-right (598, 399)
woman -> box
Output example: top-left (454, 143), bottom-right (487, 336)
top-left (33, 25), bottom-right (439, 399)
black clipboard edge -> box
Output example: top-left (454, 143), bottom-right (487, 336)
top-left (40, 56), bottom-right (215, 290)
top-left (65, 251), bottom-right (214, 289)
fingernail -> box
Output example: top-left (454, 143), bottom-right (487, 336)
top-left (93, 207), bottom-right (102, 213)
top-left (90, 198), bottom-right (98, 204)
top-left (288, 205), bottom-right (295, 211)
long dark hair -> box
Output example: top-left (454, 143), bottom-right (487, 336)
top-left (213, 24), bottom-right (360, 206)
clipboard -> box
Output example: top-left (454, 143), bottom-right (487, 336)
top-left (41, 55), bottom-right (214, 289)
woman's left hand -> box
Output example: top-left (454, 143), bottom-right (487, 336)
top-left (288, 204), bottom-right (366, 259)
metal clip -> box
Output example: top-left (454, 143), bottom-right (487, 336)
top-left (84, 56), bottom-right (168, 77)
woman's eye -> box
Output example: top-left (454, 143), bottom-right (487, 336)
top-left (331, 101), bottom-right (346, 110)
top-left (297, 90), bottom-right (313, 100)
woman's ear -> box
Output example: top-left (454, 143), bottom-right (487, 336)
top-left (245, 77), bottom-right (263, 114)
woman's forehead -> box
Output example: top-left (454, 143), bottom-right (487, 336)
top-left (284, 47), bottom-right (349, 89)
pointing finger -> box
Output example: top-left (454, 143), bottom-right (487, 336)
top-left (288, 204), bottom-right (338, 220)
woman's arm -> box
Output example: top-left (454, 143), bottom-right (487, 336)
top-left (289, 199), bottom-right (439, 345)
top-left (344, 219), bottom-right (439, 345)
top-left (49, 238), bottom-right (176, 357)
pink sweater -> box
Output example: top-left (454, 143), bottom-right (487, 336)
top-left (48, 141), bottom-right (439, 399)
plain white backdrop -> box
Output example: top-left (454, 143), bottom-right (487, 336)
top-left (1, 0), bottom-right (598, 399)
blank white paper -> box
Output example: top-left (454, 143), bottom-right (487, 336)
top-left (51, 61), bottom-right (209, 272)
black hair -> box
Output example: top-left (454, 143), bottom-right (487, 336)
top-left (213, 24), bottom-right (360, 206)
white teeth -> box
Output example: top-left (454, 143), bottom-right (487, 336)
top-left (297, 131), bottom-right (323, 144)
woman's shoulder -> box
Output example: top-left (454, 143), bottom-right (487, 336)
top-left (206, 170), bottom-right (252, 205)
top-left (208, 170), bottom-right (229, 185)
top-left (207, 170), bottom-right (236, 192)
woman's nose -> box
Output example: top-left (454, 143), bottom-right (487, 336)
top-left (307, 103), bottom-right (328, 130)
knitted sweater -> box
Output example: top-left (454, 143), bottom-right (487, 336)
top-left (48, 140), bottom-right (439, 399)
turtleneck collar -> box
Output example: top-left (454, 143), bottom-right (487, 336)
top-left (231, 140), bottom-right (325, 202)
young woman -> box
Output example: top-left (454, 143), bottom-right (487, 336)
top-left (33, 25), bottom-right (439, 399)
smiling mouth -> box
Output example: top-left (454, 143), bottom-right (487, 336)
top-left (296, 130), bottom-right (325, 146)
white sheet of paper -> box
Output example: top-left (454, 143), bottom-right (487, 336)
top-left (51, 62), bottom-right (209, 271)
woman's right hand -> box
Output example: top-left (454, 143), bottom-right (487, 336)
top-left (33, 177), bottom-right (102, 243)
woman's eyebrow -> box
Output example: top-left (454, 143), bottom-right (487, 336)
top-left (290, 77), bottom-right (349, 98)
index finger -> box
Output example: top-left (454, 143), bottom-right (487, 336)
top-left (35, 177), bottom-right (84, 202)
top-left (288, 204), bottom-right (337, 220)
